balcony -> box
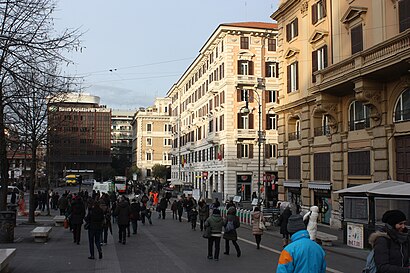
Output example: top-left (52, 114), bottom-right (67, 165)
top-left (208, 81), bottom-right (220, 94)
top-left (314, 125), bottom-right (330, 137)
top-left (349, 118), bottom-right (370, 131)
top-left (235, 75), bottom-right (257, 86)
top-left (234, 129), bottom-right (257, 140)
top-left (311, 29), bottom-right (410, 94)
top-left (288, 131), bottom-right (301, 141)
top-left (206, 132), bottom-right (219, 144)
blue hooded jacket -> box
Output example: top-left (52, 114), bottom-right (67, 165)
top-left (277, 229), bottom-right (326, 273)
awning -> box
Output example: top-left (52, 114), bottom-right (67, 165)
top-left (170, 180), bottom-right (184, 186)
top-left (308, 181), bottom-right (331, 190)
top-left (283, 180), bottom-right (301, 188)
top-left (335, 180), bottom-right (410, 196)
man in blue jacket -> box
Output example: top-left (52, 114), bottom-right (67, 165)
top-left (277, 214), bottom-right (326, 273)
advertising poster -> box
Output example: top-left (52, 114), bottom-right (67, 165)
top-left (347, 223), bottom-right (364, 249)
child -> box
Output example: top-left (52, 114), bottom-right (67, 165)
top-left (190, 208), bottom-right (198, 230)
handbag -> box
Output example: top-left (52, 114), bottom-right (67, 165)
top-left (63, 218), bottom-right (69, 229)
top-left (259, 216), bottom-right (266, 230)
top-left (202, 226), bottom-right (211, 239)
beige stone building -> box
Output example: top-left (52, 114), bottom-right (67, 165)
top-left (132, 98), bottom-right (172, 180)
top-left (271, 0), bottom-right (410, 227)
top-left (168, 22), bottom-right (280, 203)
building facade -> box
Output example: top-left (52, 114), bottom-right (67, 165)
top-left (168, 22), bottom-right (280, 203)
top-left (111, 109), bottom-right (134, 176)
top-left (48, 93), bottom-right (111, 180)
top-left (131, 98), bottom-right (172, 181)
top-left (271, 0), bottom-right (410, 227)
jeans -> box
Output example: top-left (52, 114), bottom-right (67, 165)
top-left (225, 239), bottom-right (241, 254)
top-left (118, 224), bottom-right (127, 243)
top-left (207, 236), bottom-right (221, 259)
top-left (101, 226), bottom-right (108, 244)
top-left (88, 228), bottom-right (102, 258)
top-left (161, 209), bottom-right (166, 219)
top-left (255, 234), bottom-right (262, 248)
top-left (131, 219), bottom-right (138, 234)
top-left (72, 223), bottom-right (82, 243)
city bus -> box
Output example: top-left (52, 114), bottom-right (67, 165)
top-left (114, 176), bottom-right (127, 194)
top-left (65, 174), bottom-right (77, 186)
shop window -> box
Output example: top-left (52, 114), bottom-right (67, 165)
top-left (375, 198), bottom-right (410, 224)
top-left (343, 197), bottom-right (368, 222)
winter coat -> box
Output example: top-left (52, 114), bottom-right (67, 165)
top-left (70, 199), bottom-right (86, 225)
top-left (176, 200), bottom-right (184, 213)
top-left (85, 206), bottom-right (104, 230)
top-left (205, 214), bottom-right (224, 237)
top-left (171, 201), bottom-right (177, 211)
top-left (303, 206), bottom-right (319, 240)
top-left (252, 211), bottom-right (264, 235)
top-left (198, 204), bottom-right (209, 221)
top-left (370, 225), bottom-right (410, 273)
top-left (114, 200), bottom-right (130, 225)
top-left (278, 207), bottom-right (292, 235)
top-left (223, 214), bottom-right (240, 241)
top-left (159, 197), bottom-right (168, 210)
top-left (58, 196), bottom-right (69, 210)
top-left (277, 229), bottom-right (326, 273)
top-left (129, 202), bottom-right (141, 221)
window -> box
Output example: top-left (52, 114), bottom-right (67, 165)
top-left (209, 119), bottom-right (214, 133)
top-left (348, 151), bottom-right (370, 175)
top-left (219, 115), bottom-right (224, 130)
top-left (312, 45), bottom-right (328, 82)
top-left (399, 0), bottom-right (410, 32)
top-left (146, 123), bottom-right (152, 132)
top-left (146, 138), bottom-right (152, 146)
top-left (288, 156), bottom-right (301, 180)
top-left (147, 169), bottom-right (151, 177)
top-left (267, 90), bottom-right (279, 103)
top-left (163, 152), bottom-right (170, 161)
top-left (344, 197), bottom-right (368, 222)
top-left (314, 153), bottom-right (330, 181)
top-left (314, 115), bottom-right (331, 136)
top-left (286, 18), bottom-right (298, 42)
top-left (265, 144), bottom-right (277, 158)
top-left (237, 144), bottom-right (253, 158)
top-left (312, 0), bottom-right (326, 24)
top-left (163, 138), bottom-right (171, 146)
top-left (237, 113), bottom-right (254, 129)
top-left (146, 152), bottom-right (152, 161)
top-left (268, 38), bottom-right (276, 51)
top-left (240, 37), bottom-right (249, 49)
top-left (240, 89), bottom-right (250, 102)
top-left (349, 101), bottom-right (371, 131)
top-left (394, 88), bottom-right (410, 122)
top-left (266, 114), bottom-right (278, 130)
top-left (287, 61), bottom-right (299, 93)
top-left (351, 24), bottom-right (363, 54)
top-left (265, 62), bottom-right (279, 78)
top-left (237, 60), bottom-right (254, 75)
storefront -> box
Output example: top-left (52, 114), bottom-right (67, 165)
top-left (236, 174), bottom-right (252, 201)
top-left (283, 180), bottom-right (301, 213)
top-left (308, 182), bottom-right (332, 224)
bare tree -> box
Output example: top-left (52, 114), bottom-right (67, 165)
top-left (0, 0), bottom-right (82, 214)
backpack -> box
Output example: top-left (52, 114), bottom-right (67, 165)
top-left (362, 238), bottom-right (390, 273)
top-left (225, 220), bottom-right (235, 233)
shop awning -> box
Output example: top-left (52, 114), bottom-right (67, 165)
top-left (335, 180), bottom-right (410, 196)
top-left (283, 180), bottom-right (301, 188)
top-left (308, 181), bottom-right (331, 190)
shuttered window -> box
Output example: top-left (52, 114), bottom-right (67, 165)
top-left (286, 18), bottom-right (298, 42)
top-left (312, 0), bottom-right (326, 25)
top-left (348, 151), bottom-right (370, 175)
top-left (399, 0), bottom-right (410, 32)
top-left (314, 153), bottom-right (331, 181)
top-left (351, 24), bottom-right (363, 54)
top-left (240, 37), bottom-right (249, 49)
top-left (312, 45), bottom-right (328, 83)
top-left (268, 38), bottom-right (277, 51)
top-left (287, 61), bottom-right (299, 93)
top-left (288, 156), bottom-right (301, 180)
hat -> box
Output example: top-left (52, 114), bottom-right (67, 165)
top-left (382, 210), bottom-right (406, 227)
top-left (287, 214), bottom-right (306, 234)
top-left (213, 209), bottom-right (220, 215)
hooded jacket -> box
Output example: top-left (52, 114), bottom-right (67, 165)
top-left (277, 229), bottom-right (326, 273)
top-left (205, 214), bottom-right (224, 237)
top-left (370, 225), bottom-right (409, 273)
top-left (223, 209), bottom-right (240, 241)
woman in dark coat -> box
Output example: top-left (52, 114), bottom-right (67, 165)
top-left (176, 198), bottom-right (184, 222)
top-left (223, 207), bottom-right (241, 257)
top-left (278, 206), bottom-right (292, 247)
top-left (70, 196), bottom-right (86, 244)
top-left (198, 200), bottom-right (209, 231)
top-left (85, 200), bottom-right (104, 259)
top-left (114, 196), bottom-right (130, 244)
top-left (129, 198), bottom-right (141, 234)
top-left (370, 210), bottom-right (409, 273)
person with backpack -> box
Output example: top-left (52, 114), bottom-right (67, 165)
top-left (223, 206), bottom-right (241, 257)
top-left (368, 209), bottom-right (409, 273)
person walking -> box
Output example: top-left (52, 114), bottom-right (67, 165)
top-left (140, 202), bottom-right (152, 225)
top-left (159, 195), bottom-right (168, 219)
top-left (171, 200), bottom-right (178, 220)
top-left (198, 200), bottom-right (209, 231)
top-left (303, 206), bottom-right (319, 240)
top-left (252, 206), bottom-right (265, 249)
top-left (190, 208), bottom-right (198, 230)
top-left (277, 214), bottom-right (326, 273)
top-left (129, 198), bottom-right (141, 234)
top-left (58, 194), bottom-right (69, 216)
top-left (114, 196), bottom-right (130, 244)
top-left (99, 199), bottom-right (111, 245)
top-left (70, 196), bottom-right (86, 245)
top-left (370, 209), bottom-right (409, 273)
top-left (85, 200), bottom-right (104, 260)
top-left (278, 205), bottom-right (292, 247)
top-left (223, 207), bottom-right (241, 257)
top-left (177, 198), bottom-right (184, 222)
top-left (204, 208), bottom-right (224, 261)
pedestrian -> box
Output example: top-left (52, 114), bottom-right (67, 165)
top-left (140, 202), bottom-right (152, 225)
top-left (185, 196), bottom-right (195, 222)
top-left (278, 205), bottom-right (292, 247)
top-left (129, 198), bottom-right (141, 234)
top-left (99, 199), bottom-right (111, 245)
top-left (10, 189), bottom-right (17, 204)
top-left (252, 206), bottom-right (265, 249)
top-left (156, 202), bottom-right (161, 219)
top-left (277, 214), bottom-right (326, 273)
top-left (223, 206), bottom-right (241, 257)
top-left (58, 194), bottom-right (69, 216)
top-left (204, 208), bottom-right (224, 261)
top-left (114, 196), bottom-right (130, 244)
top-left (171, 200), bottom-right (178, 220)
top-left (159, 195), bottom-right (168, 219)
top-left (303, 206), bottom-right (319, 240)
top-left (198, 200), bottom-right (209, 231)
top-left (177, 198), bottom-right (184, 222)
top-left (70, 195), bottom-right (86, 245)
top-left (84, 200), bottom-right (104, 260)
top-left (212, 198), bottom-right (221, 209)
top-left (369, 209), bottom-right (409, 272)
top-left (191, 208), bottom-right (198, 230)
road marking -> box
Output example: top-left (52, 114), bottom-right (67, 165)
top-left (237, 236), bottom-right (343, 273)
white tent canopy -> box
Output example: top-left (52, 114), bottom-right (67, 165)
top-left (335, 180), bottom-right (410, 196)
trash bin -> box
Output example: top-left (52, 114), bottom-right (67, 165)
top-left (0, 211), bottom-right (16, 243)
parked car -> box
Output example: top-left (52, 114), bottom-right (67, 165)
top-left (82, 179), bottom-right (96, 186)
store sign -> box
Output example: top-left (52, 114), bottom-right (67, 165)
top-left (202, 171), bottom-right (208, 178)
top-left (347, 223), bottom-right (364, 249)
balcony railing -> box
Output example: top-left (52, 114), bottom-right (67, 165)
top-left (314, 125), bottom-right (330, 137)
top-left (235, 75), bottom-right (257, 86)
top-left (288, 131), bottom-right (300, 141)
top-left (349, 118), bottom-right (370, 131)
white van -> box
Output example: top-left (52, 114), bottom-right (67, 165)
top-left (92, 181), bottom-right (113, 194)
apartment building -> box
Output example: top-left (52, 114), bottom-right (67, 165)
top-left (271, 0), bottom-right (410, 227)
top-left (111, 109), bottom-right (134, 175)
top-left (168, 22), bottom-right (280, 203)
top-left (131, 98), bottom-right (172, 181)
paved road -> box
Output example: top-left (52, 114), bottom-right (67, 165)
top-left (8, 186), bottom-right (366, 273)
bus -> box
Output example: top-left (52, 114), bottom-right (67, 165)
top-left (65, 174), bottom-right (77, 186)
top-left (114, 176), bottom-right (127, 194)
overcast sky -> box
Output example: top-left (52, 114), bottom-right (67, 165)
top-left (54, 0), bottom-right (280, 110)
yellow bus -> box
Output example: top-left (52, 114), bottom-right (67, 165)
top-left (65, 174), bottom-right (77, 186)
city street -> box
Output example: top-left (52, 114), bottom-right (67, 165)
top-left (5, 186), bottom-right (368, 273)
